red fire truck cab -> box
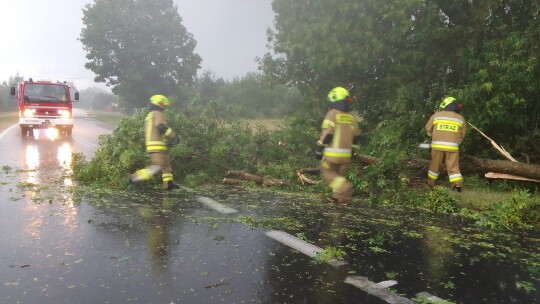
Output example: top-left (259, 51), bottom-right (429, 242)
top-left (10, 79), bottom-right (79, 136)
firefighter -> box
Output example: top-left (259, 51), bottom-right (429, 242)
top-left (425, 96), bottom-right (467, 192)
top-left (315, 87), bottom-right (360, 203)
top-left (129, 94), bottom-right (181, 191)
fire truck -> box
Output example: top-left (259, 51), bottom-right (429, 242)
top-left (10, 79), bottom-right (79, 136)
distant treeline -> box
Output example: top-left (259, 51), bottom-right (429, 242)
top-left (0, 75), bottom-right (23, 111)
top-left (78, 71), bottom-right (301, 118)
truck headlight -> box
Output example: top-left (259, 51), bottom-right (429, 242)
top-left (23, 109), bottom-right (35, 117)
top-left (58, 110), bottom-right (71, 118)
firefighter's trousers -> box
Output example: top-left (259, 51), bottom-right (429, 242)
top-left (321, 159), bottom-right (353, 203)
top-left (427, 150), bottom-right (463, 187)
top-left (131, 151), bottom-right (174, 189)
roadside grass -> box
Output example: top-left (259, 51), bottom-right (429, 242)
top-left (88, 112), bottom-right (283, 130)
top-left (431, 176), bottom-right (518, 212)
top-left (89, 110), bottom-right (128, 127)
top-left (452, 188), bottom-right (512, 211)
top-left (0, 112), bottom-right (18, 130)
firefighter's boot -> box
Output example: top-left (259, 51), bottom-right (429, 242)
top-left (164, 181), bottom-right (180, 191)
top-left (127, 175), bottom-right (141, 191)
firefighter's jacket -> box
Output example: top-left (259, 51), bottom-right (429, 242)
top-left (425, 110), bottom-right (467, 152)
top-left (318, 109), bottom-right (360, 164)
top-left (145, 109), bottom-right (177, 153)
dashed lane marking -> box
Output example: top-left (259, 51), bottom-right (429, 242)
top-left (196, 196), bottom-right (238, 214)
top-left (194, 194), bottom-right (447, 303)
top-left (415, 292), bottom-right (447, 302)
top-left (265, 230), bottom-right (348, 267)
top-left (344, 276), bottom-right (414, 304)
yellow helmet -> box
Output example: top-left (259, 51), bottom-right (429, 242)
top-left (327, 87), bottom-right (351, 103)
top-left (150, 94), bottom-right (170, 108)
top-left (439, 96), bottom-right (456, 109)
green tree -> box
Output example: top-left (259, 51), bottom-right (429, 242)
top-left (193, 70), bottom-right (226, 107)
top-left (78, 86), bottom-right (118, 111)
top-left (93, 91), bottom-right (119, 111)
top-left (262, 0), bottom-right (540, 162)
top-left (0, 81), bottom-right (10, 111)
top-left (216, 72), bottom-right (302, 118)
top-left (78, 86), bottom-right (105, 109)
top-left (0, 74), bottom-right (24, 111)
top-left (80, 0), bottom-right (201, 108)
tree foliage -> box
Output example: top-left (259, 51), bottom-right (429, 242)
top-left (261, 0), bottom-right (540, 162)
top-left (0, 74), bottom-right (24, 111)
top-left (80, 0), bottom-right (201, 108)
top-left (175, 72), bottom-right (302, 118)
top-left (215, 73), bottom-right (302, 118)
top-left (78, 86), bottom-right (119, 111)
top-left (72, 104), bottom-right (307, 189)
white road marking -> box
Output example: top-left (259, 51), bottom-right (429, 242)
top-left (0, 123), bottom-right (18, 140)
top-left (265, 230), bottom-right (347, 267)
top-left (415, 292), bottom-right (447, 302)
top-left (344, 276), bottom-right (414, 304)
top-left (196, 196), bottom-right (238, 214)
top-left (375, 280), bottom-right (398, 288)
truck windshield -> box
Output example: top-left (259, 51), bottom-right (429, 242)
top-left (23, 84), bottom-right (68, 103)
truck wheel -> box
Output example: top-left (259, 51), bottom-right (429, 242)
top-left (21, 127), bottom-right (28, 136)
top-left (65, 129), bottom-right (72, 137)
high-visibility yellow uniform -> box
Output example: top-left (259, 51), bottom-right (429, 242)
top-left (319, 108), bottom-right (360, 203)
top-left (131, 106), bottom-right (178, 189)
top-left (425, 110), bottom-right (467, 187)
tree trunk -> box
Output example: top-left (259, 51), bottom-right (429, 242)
top-left (461, 155), bottom-right (540, 181)
top-left (226, 170), bottom-right (264, 184)
top-left (223, 170), bottom-right (290, 187)
top-left (354, 154), bottom-right (540, 182)
top-left (224, 155), bottom-right (540, 187)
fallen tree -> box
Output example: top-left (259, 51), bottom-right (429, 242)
top-left (354, 154), bottom-right (540, 182)
top-left (220, 154), bottom-right (540, 187)
top-left (462, 156), bottom-right (540, 182)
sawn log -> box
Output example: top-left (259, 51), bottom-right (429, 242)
top-left (223, 170), bottom-right (290, 186)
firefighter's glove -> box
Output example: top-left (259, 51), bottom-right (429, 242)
top-left (315, 146), bottom-right (324, 160)
top-left (172, 135), bottom-right (181, 146)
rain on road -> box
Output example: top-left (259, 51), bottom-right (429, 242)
top-left (0, 110), bottom-right (539, 304)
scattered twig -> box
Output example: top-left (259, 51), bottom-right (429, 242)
top-left (204, 279), bottom-right (228, 289)
top-left (296, 168), bottom-right (319, 185)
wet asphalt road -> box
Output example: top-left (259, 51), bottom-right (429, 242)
top-left (0, 110), bottom-right (539, 304)
top-left (0, 111), bottom-right (376, 304)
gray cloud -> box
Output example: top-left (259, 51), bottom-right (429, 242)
top-left (0, 0), bottom-right (273, 89)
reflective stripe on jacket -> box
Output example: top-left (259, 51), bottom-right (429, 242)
top-left (319, 109), bottom-right (360, 164)
top-left (425, 111), bottom-right (466, 152)
top-left (145, 110), bottom-right (176, 152)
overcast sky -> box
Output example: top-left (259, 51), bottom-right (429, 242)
top-left (0, 0), bottom-right (274, 90)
